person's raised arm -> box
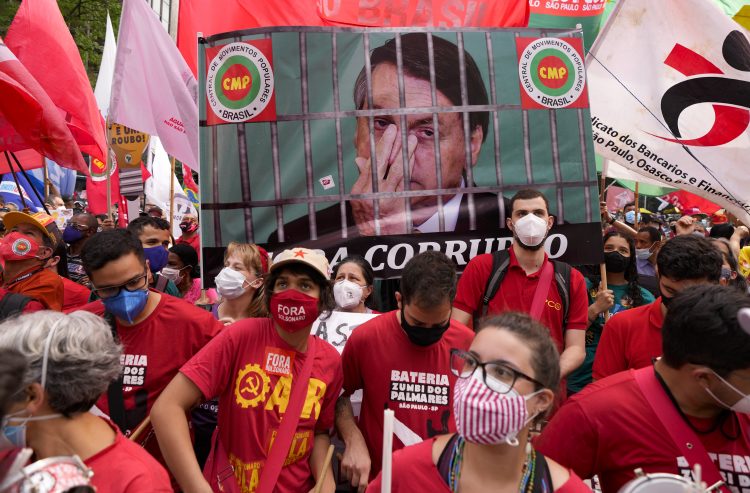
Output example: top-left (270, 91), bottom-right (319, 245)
top-left (151, 373), bottom-right (210, 493)
top-left (335, 395), bottom-right (371, 493)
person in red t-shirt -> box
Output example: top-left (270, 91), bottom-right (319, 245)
top-left (336, 251), bottom-right (474, 492)
top-left (536, 285), bottom-right (750, 493)
top-left (152, 247), bottom-right (342, 493)
top-left (592, 234), bottom-right (722, 381)
top-left (0, 310), bottom-right (171, 492)
top-left (0, 211), bottom-right (64, 310)
top-left (176, 213), bottom-right (201, 260)
top-left (367, 312), bottom-right (589, 493)
top-left (452, 189), bottom-right (587, 382)
top-left (78, 229), bottom-right (222, 447)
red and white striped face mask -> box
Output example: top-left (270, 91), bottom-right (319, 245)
top-left (453, 370), bottom-right (540, 446)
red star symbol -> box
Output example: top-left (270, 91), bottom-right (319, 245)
top-left (293, 249), bottom-right (306, 258)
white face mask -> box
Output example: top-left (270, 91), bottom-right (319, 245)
top-left (333, 280), bottom-right (364, 310)
top-left (705, 370), bottom-right (750, 414)
top-left (635, 247), bottom-right (652, 260)
top-left (512, 214), bottom-right (549, 248)
top-left (160, 266), bottom-right (184, 284)
top-left (215, 267), bottom-right (248, 300)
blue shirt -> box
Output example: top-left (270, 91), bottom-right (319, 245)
top-left (636, 257), bottom-right (657, 277)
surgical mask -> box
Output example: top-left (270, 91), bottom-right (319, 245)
top-left (270, 290), bottom-right (319, 333)
top-left (62, 225), bottom-right (84, 244)
top-left (143, 246), bottom-right (169, 273)
top-left (625, 211), bottom-right (640, 224)
top-left (604, 251), bottom-right (629, 273)
top-left (160, 266), bottom-right (184, 284)
top-left (512, 214), bottom-right (548, 248)
top-left (0, 232), bottom-right (42, 263)
top-left (333, 280), bottom-right (364, 310)
top-left (400, 306), bottom-right (450, 346)
top-left (453, 369), bottom-right (541, 446)
top-left (705, 370), bottom-right (750, 414)
top-left (0, 321), bottom-right (63, 450)
top-left (102, 288), bottom-right (149, 324)
top-left (215, 267), bottom-right (248, 300)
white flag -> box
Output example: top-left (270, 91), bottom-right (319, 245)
top-left (94, 12), bottom-right (116, 117)
top-left (588, 0), bottom-right (750, 222)
top-left (109, 0), bottom-right (198, 170)
top-left (145, 137), bottom-right (197, 237)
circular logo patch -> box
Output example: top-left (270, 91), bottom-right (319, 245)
top-left (206, 42), bottom-right (274, 122)
top-left (234, 363), bottom-right (270, 409)
top-left (12, 238), bottom-right (32, 257)
top-left (518, 38), bottom-right (585, 108)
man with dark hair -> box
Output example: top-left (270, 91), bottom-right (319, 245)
top-left (593, 235), bottom-right (722, 380)
top-left (127, 216), bottom-right (180, 295)
top-left (76, 229), bottom-right (222, 464)
top-left (634, 226), bottom-right (660, 277)
top-left (271, 33), bottom-right (506, 242)
top-left (537, 285), bottom-right (750, 493)
top-left (335, 251), bottom-right (473, 490)
top-left (62, 212), bottom-right (99, 286)
top-left (0, 211), bottom-right (64, 310)
top-left (452, 188), bottom-right (588, 382)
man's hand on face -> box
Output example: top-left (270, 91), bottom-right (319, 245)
top-left (350, 124), bottom-right (417, 236)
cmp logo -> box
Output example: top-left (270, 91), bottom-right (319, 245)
top-left (205, 41), bottom-right (275, 124)
top-left (518, 37), bottom-right (586, 109)
top-left (11, 238), bottom-right (32, 257)
top-left (653, 30), bottom-right (750, 147)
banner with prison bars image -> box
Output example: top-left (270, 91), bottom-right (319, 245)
top-left (198, 27), bottom-right (603, 281)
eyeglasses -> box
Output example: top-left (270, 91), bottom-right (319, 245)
top-left (67, 223), bottom-right (90, 231)
top-left (91, 270), bottom-right (149, 299)
top-left (449, 349), bottom-right (543, 394)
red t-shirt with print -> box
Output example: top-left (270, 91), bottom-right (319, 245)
top-left (453, 248), bottom-right (588, 352)
top-left (366, 437), bottom-right (591, 493)
top-left (81, 293), bottom-right (223, 433)
top-left (85, 418), bottom-right (172, 493)
top-left (592, 298), bottom-right (664, 381)
top-left (181, 318), bottom-right (343, 493)
top-left (535, 368), bottom-right (750, 493)
top-left (342, 311), bottom-right (474, 478)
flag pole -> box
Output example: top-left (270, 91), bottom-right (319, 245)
top-left (43, 160), bottom-right (49, 198)
top-left (599, 162), bottom-right (610, 322)
top-left (3, 152), bottom-right (29, 211)
top-left (169, 156), bottom-right (176, 232)
top-left (8, 151), bottom-right (50, 214)
top-left (634, 182), bottom-right (640, 225)
top-left (105, 119), bottom-right (113, 221)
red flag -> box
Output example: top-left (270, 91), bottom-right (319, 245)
top-left (662, 191), bottom-right (722, 215)
top-left (178, 0), bottom-right (529, 75)
top-left (0, 39), bottom-right (87, 173)
top-left (6, 0), bottom-right (107, 163)
top-left (86, 159), bottom-right (152, 215)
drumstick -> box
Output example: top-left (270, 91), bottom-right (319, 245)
top-left (129, 415), bottom-right (151, 442)
top-left (382, 409), bottom-right (394, 493)
top-left (312, 444), bottom-right (335, 493)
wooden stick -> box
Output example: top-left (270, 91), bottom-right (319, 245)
top-left (634, 182), bottom-right (640, 226)
top-left (312, 444), bottom-right (335, 493)
top-left (106, 120), bottom-right (113, 221)
top-left (382, 409), bottom-right (394, 493)
top-left (169, 156), bottom-right (176, 232)
top-left (129, 415), bottom-right (151, 442)
top-left (600, 263), bottom-right (610, 322)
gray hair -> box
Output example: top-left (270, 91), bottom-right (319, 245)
top-left (0, 311), bottom-right (122, 416)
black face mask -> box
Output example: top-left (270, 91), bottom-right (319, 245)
top-left (604, 251), bottom-right (629, 273)
top-left (659, 285), bottom-right (674, 309)
top-left (400, 306), bottom-right (450, 347)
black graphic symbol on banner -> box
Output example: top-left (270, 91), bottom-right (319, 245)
top-left (656, 31), bottom-right (750, 147)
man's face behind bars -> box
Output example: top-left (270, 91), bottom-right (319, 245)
top-left (353, 62), bottom-right (483, 224)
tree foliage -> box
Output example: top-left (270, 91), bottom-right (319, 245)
top-left (0, 0), bottom-right (122, 86)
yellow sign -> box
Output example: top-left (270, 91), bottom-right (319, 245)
top-left (107, 123), bottom-right (149, 170)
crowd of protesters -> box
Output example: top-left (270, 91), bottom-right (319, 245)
top-left (0, 188), bottom-right (748, 493)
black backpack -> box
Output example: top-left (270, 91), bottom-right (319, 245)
top-left (0, 292), bottom-right (33, 321)
top-left (478, 250), bottom-right (572, 327)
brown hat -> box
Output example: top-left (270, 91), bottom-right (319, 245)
top-left (270, 248), bottom-right (330, 280)
top-left (3, 211), bottom-right (58, 245)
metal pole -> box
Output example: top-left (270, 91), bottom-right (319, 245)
top-left (8, 151), bottom-right (50, 214)
top-left (169, 156), bottom-right (176, 232)
top-left (4, 151), bottom-right (30, 212)
top-left (106, 120), bottom-right (113, 221)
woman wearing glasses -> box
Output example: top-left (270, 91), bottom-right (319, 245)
top-left (367, 312), bottom-right (590, 492)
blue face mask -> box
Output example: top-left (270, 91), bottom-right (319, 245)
top-left (102, 288), bottom-right (149, 324)
top-left (625, 210), bottom-right (640, 224)
top-left (62, 225), bottom-right (84, 244)
top-left (143, 246), bottom-right (169, 273)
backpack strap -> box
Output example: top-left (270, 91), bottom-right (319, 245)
top-left (0, 292), bottom-right (32, 320)
top-left (104, 311), bottom-right (127, 433)
top-left (478, 250), bottom-right (511, 320)
top-left (551, 260), bottom-right (572, 330)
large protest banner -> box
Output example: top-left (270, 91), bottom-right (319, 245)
top-left (588, 0), bottom-right (750, 225)
top-left (198, 27), bottom-right (602, 282)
